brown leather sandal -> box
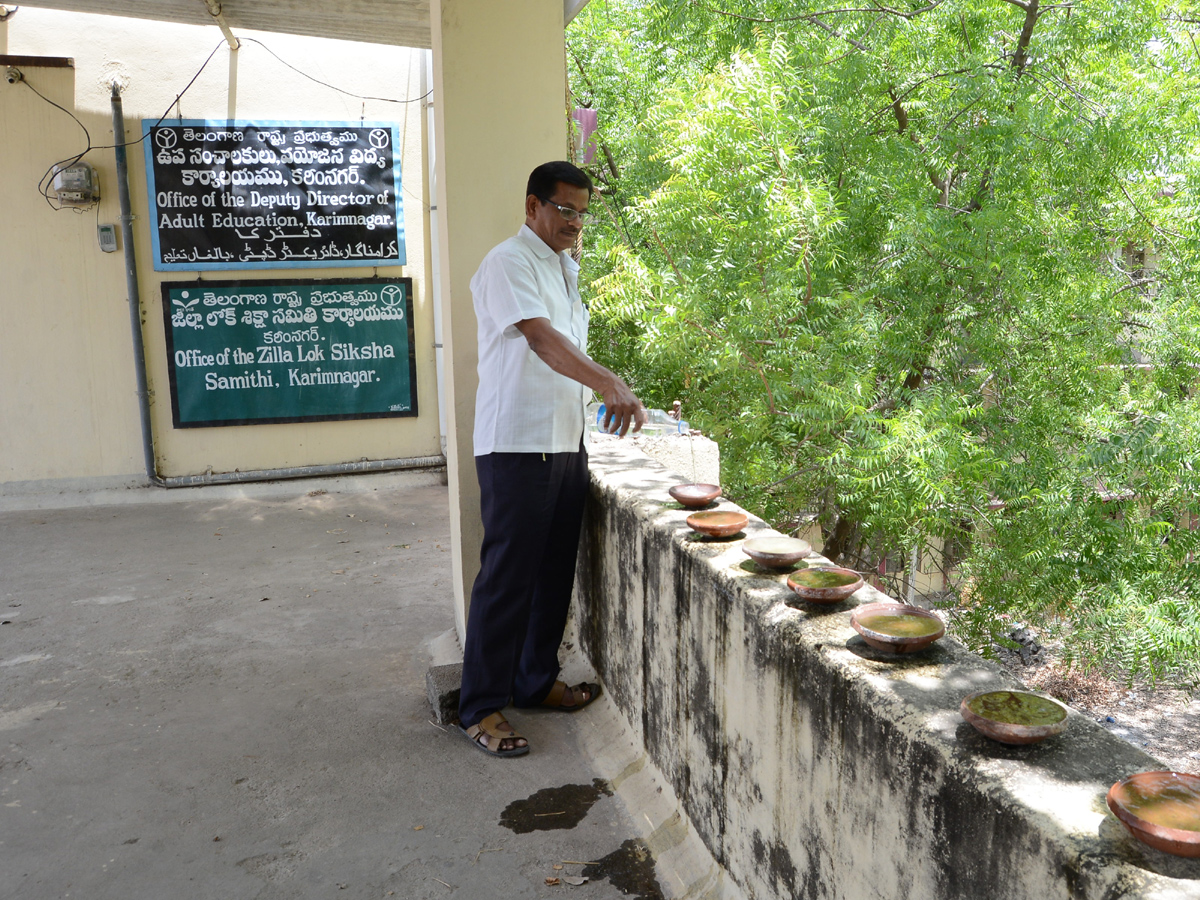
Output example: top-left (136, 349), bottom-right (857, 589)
top-left (458, 712), bottom-right (529, 757)
top-left (539, 680), bottom-right (601, 712)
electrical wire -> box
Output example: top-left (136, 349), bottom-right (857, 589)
top-left (26, 40), bottom-right (227, 210)
top-left (236, 38), bottom-right (434, 211)
top-left (239, 38), bottom-right (433, 105)
top-left (22, 36), bottom-right (432, 212)
top-left (23, 77), bottom-right (93, 211)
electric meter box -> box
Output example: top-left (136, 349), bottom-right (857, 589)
top-left (51, 163), bottom-right (99, 207)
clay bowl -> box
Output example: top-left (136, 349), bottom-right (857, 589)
top-left (669, 483), bottom-right (722, 509)
top-left (686, 509), bottom-right (748, 538)
top-left (1107, 771), bottom-right (1200, 858)
top-left (959, 690), bottom-right (1068, 745)
top-left (851, 602), bottom-right (945, 653)
top-left (786, 566), bottom-right (863, 604)
top-left (743, 536), bottom-right (811, 570)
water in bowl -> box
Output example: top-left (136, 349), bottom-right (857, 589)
top-left (794, 569), bottom-right (858, 589)
top-left (856, 613), bottom-right (942, 638)
top-left (1117, 774), bottom-right (1200, 832)
top-left (966, 691), bottom-right (1065, 726)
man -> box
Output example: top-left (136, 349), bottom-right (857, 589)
top-left (457, 160), bottom-right (646, 757)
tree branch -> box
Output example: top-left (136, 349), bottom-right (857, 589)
top-left (1119, 182), bottom-right (1186, 243)
top-left (872, 66), bottom-right (997, 127)
top-left (821, 515), bottom-right (860, 566)
top-left (1011, 0), bottom-right (1040, 74)
top-left (886, 87), bottom-right (952, 200)
top-left (864, 0), bottom-right (951, 19)
top-left (804, 15), bottom-right (872, 52)
top-left (763, 465), bottom-right (820, 491)
top-left (648, 224), bottom-right (686, 283)
top-left (961, 168), bottom-right (991, 213)
top-left (688, 0), bottom-right (949, 23)
top-left (1021, 68), bottom-right (1107, 121)
top-left (600, 143), bottom-right (622, 182)
top-left (686, 1), bottom-right (870, 51)
top-left (690, 321), bottom-right (782, 414)
top-left (889, 86), bottom-right (908, 134)
top-left (590, 189), bottom-right (638, 251)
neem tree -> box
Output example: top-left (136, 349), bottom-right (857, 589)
top-left (570, 0), bottom-right (1200, 684)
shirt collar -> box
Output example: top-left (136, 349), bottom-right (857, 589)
top-left (518, 224), bottom-right (579, 273)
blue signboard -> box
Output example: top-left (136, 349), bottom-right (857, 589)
top-left (143, 120), bottom-right (406, 271)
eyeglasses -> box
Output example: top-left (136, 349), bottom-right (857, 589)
top-left (540, 198), bottom-right (594, 224)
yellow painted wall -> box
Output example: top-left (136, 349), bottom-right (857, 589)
top-left (0, 61), bottom-right (145, 485)
top-left (1, 9), bottom-right (437, 485)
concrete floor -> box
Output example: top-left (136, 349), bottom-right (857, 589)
top-left (0, 473), bottom-right (670, 900)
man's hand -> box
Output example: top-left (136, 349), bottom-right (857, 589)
top-left (601, 377), bottom-right (646, 437)
top-left (515, 317), bottom-right (647, 437)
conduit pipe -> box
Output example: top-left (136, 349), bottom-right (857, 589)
top-left (199, 0), bottom-right (240, 50)
top-left (111, 82), bottom-right (162, 486)
top-left (424, 50), bottom-right (447, 454)
top-left (157, 455), bottom-right (446, 488)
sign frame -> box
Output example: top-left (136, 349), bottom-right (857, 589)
top-left (143, 119), bottom-right (406, 271)
top-left (161, 276), bottom-right (417, 429)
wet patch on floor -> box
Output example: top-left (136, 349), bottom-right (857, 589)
top-left (582, 838), bottom-right (664, 900)
top-left (498, 778), bottom-right (612, 833)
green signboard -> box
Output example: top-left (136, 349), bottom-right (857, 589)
top-left (161, 277), bottom-right (416, 428)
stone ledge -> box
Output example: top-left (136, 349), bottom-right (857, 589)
top-left (426, 662), bottom-right (462, 726)
top-left (576, 441), bottom-right (1200, 900)
top-left (601, 430), bottom-right (721, 486)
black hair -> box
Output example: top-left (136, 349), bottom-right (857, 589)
top-left (526, 160), bottom-right (593, 202)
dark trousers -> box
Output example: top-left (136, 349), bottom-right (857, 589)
top-left (457, 444), bottom-right (589, 729)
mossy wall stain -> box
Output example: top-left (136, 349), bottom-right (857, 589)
top-left (751, 830), bottom-right (800, 898)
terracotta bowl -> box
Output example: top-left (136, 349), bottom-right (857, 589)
top-left (686, 510), bottom-right (748, 538)
top-left (743, 536), bottom-right (811, 570)
top-left (669, 483), bottom-right (722, 508)
top-left (851, 602), bottom-right (944, 653)
top-left (1107, 771), bottom-right (1200, 858)
top-left (786, 566), bottom-right (863, 604)
top-left (959, 690), bottom-right (1068, 745)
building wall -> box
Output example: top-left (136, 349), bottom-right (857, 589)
top-left (0, 9), bottom-right (437, 486)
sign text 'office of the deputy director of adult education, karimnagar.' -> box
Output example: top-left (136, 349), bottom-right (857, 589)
top-left (143, 120), bottom-right (406, 271)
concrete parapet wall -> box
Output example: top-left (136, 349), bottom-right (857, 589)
top-left (576, 441), bottom-right (1200, 900)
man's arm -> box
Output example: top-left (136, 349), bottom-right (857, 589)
top-left (515, 317), bottom-right (647, 437)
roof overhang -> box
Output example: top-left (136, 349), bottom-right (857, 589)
top-left (6, 0), bottom-right (591, 49)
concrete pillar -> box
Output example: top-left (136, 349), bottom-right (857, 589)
top-left (430, 0), bottom-right (569, 643)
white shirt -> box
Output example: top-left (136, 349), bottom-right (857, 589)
top-left (472, 224), bottom-right (590, 455)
